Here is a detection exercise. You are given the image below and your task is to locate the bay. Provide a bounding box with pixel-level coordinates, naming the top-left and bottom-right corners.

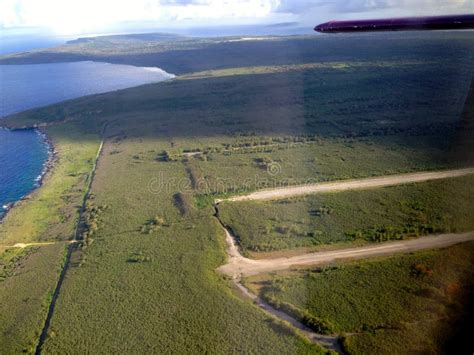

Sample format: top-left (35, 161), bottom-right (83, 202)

top-left (0, 61), bottom-right (174, 216)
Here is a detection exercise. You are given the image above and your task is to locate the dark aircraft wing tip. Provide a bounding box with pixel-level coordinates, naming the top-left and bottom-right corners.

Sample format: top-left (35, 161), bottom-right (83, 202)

top-left (315, 14), bottom-right (474, 33)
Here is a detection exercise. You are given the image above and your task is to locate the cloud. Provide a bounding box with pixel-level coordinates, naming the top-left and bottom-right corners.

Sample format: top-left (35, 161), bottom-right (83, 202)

top-left (159, 0), bottom-right (280, 21)
top-left (276, 0), bottom-right (473, 16)
top-left (158, 0), bottom-right (210, 5)
top-left (0, 0), bottom-right (282, 33)
top-left (0, 0), bottom-right (282, 29)
top-left (1, 0), bottom-right (472, 35)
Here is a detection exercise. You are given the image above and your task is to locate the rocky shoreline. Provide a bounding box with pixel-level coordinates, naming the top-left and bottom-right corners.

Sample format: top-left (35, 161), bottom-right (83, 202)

top-left (0, 128), bottom-right (57, 223)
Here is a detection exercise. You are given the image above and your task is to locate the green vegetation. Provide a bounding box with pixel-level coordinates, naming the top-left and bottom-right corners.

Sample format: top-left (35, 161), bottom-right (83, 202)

top-left (262, 295), bottom-right (335, 335)
top-left (140, 215), bottom-right (167, 234)
top-left (39, 137), bottom-right (324, 354)
top-left (1, 32), bottom-right (473, 76)
top-left (81, 200), bottom-right (108, 248)
top-left (127, 250), bottom-right (153, 263)
top-left (186, 135), bottom-right (452, 196)
top-left (0, 123), bottom-right (100, 245)
top-left (245, 242), bottom-right (474, 354)
top-left (0, 122), bottom-right (101, 352)
top-left (218, 175), bottom-right (474, 255)
top-left (177, 60), bottom-right (432, 81)
top-left (0, 33), bottom-right (472, 353)
top-left (0, 243), bottom-right (67, 353)
top-left (0, 247), bottom-right (31, 281)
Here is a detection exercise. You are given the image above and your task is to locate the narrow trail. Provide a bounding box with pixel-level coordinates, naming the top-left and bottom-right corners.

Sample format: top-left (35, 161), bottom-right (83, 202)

top-left (220, 167), bottom-right (474, 202)
top-left (213, 206), bottom-right (343, 353)
top-left (234, 280), bottom-right (343, 353)
top-left (0, 242), bottom-right (66, 249)
top-left (216, 211), bottom-right (474, 353)
top-left (35, 124), bottom-right (107, 355)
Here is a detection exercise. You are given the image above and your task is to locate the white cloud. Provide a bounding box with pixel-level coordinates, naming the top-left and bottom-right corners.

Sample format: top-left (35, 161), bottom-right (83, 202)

top-left (1, 0), bottom-right (148, 33)
top-left (0, 0), bottom-right (282, 33)
top-left (160, 0), bottom-right (280, 21)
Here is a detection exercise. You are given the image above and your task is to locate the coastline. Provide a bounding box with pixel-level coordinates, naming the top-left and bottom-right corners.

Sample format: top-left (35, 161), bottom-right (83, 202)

top-left (0, 62), bottom-right (174, 225)
top-left (0, 127), bottom-right (57, 223)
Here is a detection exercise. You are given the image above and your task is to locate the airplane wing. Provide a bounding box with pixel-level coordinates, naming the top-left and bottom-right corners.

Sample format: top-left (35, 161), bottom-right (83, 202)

top-left (315, 14), bottom-right (474, 33)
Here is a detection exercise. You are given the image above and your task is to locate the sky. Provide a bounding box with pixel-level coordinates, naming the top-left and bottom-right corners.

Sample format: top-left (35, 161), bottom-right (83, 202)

top-left (0, 0), bottom-right (473, 36)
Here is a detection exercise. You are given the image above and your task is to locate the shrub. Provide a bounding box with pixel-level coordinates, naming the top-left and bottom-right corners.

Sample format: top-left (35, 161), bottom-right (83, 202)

top-left (345, 224), bottom-right (446, 243)
top-left (153, 216), bottom-right (166, 226)
top-left (127, 252), bottom-right (152, 263)
top-left (263, 294), bottom-right (334, 335)
top-left (173, 193), bottom-right (192, 216)
top-left (81, 202), bottom-right (107, 248)
top-left (141, 215), bottom-right (166, 234)
top-left (410, 263), bottom-right (433, 278)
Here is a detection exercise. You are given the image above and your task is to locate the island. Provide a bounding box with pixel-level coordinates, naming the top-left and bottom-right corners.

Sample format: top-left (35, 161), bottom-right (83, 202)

top-left (1, 31), bottom-right (473, 354)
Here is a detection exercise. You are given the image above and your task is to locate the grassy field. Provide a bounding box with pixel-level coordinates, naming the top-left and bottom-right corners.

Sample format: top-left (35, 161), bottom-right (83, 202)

top-left (1, 32), bottom-right (473, 76)
top-left (186, 135), bottom-right (454, 198)
top-left (218, 175), bottom-right (474, 255)
top-left (244, 242), bottom-right (474, 354)
top-left (0, 33), bottom-right (472, 352)
top-left (0, 123), bottom-right (101, 352)
top-left (176, 60), bottom-right (433, 81)
top-left (38, 136), bottom-right (325, 354)
top-left (0, 243), bottom-right (68, 353)
top-left (4, 52), bottom-right (470, 199)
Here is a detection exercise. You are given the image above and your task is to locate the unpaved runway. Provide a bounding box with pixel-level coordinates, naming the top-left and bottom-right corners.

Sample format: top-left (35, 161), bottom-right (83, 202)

top-left (216, 167), bottom-right (474, 277)
top-left (221, 167), bottom-right (474, 202)
top-left (215, 168), bottom-right (474, 350)
top-left (218, 231), bottom-right (474, 278)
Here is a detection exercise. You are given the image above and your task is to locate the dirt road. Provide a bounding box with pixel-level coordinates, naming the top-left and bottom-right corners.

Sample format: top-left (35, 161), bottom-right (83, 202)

top-left (221, 167), bottom-right (474, 202)
top-left (234, 280), bottom-right (343, 353)
top-left (12, 242), bottom-right (58, 248)
top-left (215, 167), bottom-right (474, 350)
top-left (216, 223), bottom-right (474, 352)
top-left (218, 231), bottom-right (474, 278)
top-left (216, 221), bottom-right (343, 352)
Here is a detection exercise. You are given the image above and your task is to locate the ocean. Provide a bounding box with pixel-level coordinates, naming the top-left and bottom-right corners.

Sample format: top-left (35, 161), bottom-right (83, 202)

top-left (0, 61), bottom-right (174, 216)
top-left (0, 61), bottom-right (175, 117)
top-left (0, 128), bottom-right (49, 213)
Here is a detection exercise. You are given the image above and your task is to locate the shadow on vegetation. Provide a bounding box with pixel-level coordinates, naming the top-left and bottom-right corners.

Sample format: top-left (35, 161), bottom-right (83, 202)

top-left (0, 32), bottom-right (473, 354)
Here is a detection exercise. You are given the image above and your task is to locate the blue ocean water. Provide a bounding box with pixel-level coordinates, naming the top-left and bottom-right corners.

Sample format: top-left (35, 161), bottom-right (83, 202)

top-left (0, 61), bottom-right (174, 216)
top-left (0, 61), bottom-right (175, 117)
top-left (0, 128), bottom-right (49, 214)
